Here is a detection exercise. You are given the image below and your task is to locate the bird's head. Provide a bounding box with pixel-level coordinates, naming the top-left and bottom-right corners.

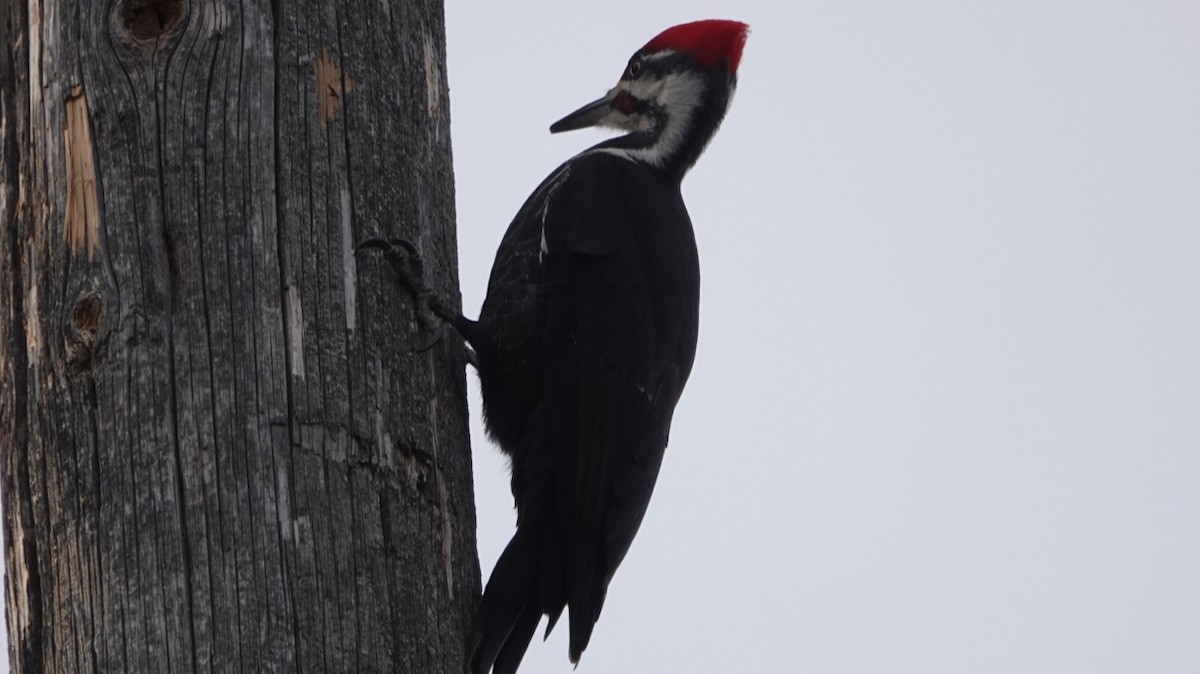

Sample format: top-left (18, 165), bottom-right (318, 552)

top-left (550, 19), bottom-right (748, 172)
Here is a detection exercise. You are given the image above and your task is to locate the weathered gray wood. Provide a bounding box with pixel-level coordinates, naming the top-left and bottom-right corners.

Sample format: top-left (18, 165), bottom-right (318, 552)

top-left (1, 1), bottom-right (480, 672)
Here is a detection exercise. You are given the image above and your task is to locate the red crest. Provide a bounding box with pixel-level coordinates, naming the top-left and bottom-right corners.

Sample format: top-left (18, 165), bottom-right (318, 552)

top-left (642, 20), bottom-right (750, 72)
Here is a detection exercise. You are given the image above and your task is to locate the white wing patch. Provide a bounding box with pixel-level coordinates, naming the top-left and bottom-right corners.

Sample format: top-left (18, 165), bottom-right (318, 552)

top-left (537, 164), bottom-right (572, 263)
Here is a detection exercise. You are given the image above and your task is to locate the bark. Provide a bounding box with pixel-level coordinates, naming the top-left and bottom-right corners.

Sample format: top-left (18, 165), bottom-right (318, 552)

top-left (0, 1), bottom-right (479, 672)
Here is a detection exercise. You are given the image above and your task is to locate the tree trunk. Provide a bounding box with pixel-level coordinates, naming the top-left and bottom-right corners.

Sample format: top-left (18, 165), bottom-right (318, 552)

top-left (0, 1), bottom-right (479, 672)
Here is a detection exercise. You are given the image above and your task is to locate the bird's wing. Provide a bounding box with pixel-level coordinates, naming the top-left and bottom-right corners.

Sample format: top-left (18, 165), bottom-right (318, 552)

top-left (539, 156), bottom-right (682, 662)
top-left (471, 154), bottom-right (698, 674)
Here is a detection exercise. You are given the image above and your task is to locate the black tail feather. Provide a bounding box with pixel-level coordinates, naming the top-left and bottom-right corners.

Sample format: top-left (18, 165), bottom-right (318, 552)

top-left (471, 526), bottom-right (538, 674)
top-left (492, 604), bottom-right (542, 674)
top-left (543, 605), bottom-right (564, 641)
top-left (471, 513), bottom-right (569, 674)
top-left (567, 575), bottom-right (606, 664)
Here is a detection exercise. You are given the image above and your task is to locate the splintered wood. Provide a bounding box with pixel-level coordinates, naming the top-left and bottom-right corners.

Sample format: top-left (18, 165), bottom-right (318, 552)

top-left (315, 47), bottom-right (354, 128)
top-left (64, 85), bottom-right (100, 259)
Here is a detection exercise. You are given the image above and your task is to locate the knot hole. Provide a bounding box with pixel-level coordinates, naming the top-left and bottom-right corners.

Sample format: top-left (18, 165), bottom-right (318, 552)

top-left (120, 0), bottom-right (185, 43)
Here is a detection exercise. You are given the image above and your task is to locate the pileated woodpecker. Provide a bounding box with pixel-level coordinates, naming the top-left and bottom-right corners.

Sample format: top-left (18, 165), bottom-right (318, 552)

top-left (361, 19), bottom-right (748, 674)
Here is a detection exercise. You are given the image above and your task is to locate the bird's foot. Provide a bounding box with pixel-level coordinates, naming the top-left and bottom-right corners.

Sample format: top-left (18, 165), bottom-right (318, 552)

top-left (355, 237), bottom-right (424, 293)
top-left (356, 237), bottom-right (446, 350)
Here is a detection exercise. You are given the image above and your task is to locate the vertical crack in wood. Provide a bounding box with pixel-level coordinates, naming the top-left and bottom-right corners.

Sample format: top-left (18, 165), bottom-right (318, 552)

top-left (427, 363), bottom-right (454, 599)
top-left (340, 186), bottom-right (356, 333)
top-left (269, 6), bottom-right (312, 665)
top-left (314, 47), bottom-right (353, 129)
top-left (285, 283), bottom-right (305, 380)
top-left (2, 1), bottom-right (44, 663)
top-left (63, 85), bottom-right (100, 260)
top-left (422, 32), bottom-right (440, 121)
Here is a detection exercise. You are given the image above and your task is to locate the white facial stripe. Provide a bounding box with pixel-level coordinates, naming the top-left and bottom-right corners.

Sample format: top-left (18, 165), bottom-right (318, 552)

top-left (626, 78), bottom-right (665, 105)
top-left (640, 49), bottom-right (676, 65)
top-left (621, 70), bottom-right (706, 168)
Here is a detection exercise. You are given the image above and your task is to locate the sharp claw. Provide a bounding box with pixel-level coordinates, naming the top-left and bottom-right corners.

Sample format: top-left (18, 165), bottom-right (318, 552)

top-left (357, 238), bottom-right (425, 289)
top-left (355, 237), bottom-right (419, 256)
top-left (414, 325), bottom-right (445, 353)
top-left (354, 238), bottom-right (392, 255)
top-left (388, 238), bottom-right (418, 255)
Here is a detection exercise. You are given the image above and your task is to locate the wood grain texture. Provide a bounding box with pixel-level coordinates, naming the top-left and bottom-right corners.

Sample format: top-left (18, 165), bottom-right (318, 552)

top-left (0, 1), bottom-right (480, 672)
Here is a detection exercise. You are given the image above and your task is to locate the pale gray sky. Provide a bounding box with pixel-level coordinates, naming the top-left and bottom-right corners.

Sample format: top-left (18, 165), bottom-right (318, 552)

top-left (448, 1), bottom-right (1200, 672)
top-left (4, 2), bottom-right (1199, 673)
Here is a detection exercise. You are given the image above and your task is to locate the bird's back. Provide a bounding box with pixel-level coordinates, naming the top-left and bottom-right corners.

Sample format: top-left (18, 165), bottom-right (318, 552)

top-left (475, 151), bottom-right (700, 455)
top-left (470, 150), bottom-right (701, 673)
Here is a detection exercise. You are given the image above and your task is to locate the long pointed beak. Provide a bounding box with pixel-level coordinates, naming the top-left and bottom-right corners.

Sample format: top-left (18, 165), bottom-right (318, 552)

top-left (549, 88), bottom-right (617, 134)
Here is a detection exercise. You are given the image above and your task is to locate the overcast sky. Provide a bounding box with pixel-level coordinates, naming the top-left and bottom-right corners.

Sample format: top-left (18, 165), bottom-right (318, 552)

top-left (3, 2), bottom-right (1198, 673)
top-left (447, 1), bottom-right (1200, 673)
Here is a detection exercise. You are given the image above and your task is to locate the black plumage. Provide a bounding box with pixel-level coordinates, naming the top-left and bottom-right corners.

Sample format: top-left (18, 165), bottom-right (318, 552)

top-left (469, 152), bottom-right (700, 672)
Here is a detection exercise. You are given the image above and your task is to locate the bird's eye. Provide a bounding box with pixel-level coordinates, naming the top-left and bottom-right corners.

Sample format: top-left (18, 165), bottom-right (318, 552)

top-left (627, 58), bottom-right (643, 78)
